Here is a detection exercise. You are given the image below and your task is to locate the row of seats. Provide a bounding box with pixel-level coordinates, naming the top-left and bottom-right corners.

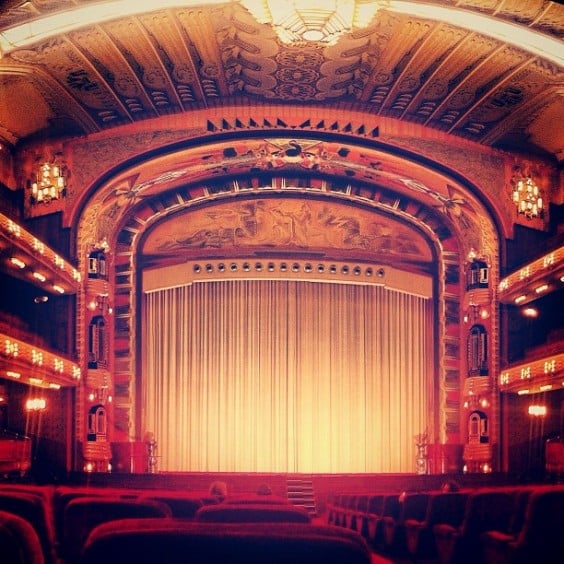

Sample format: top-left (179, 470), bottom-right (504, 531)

top-left (0, 483), bottom-right (371, 563)
top-left (326, 485), bottom-right (564, 563)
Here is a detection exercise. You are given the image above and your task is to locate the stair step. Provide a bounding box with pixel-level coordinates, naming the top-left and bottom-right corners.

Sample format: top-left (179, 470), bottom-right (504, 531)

top-left (286, 477), bottom-right (317, 517)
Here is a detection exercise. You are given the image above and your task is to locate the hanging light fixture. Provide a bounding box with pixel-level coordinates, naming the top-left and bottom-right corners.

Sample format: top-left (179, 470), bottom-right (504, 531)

top-left (29, 158), bottom-right (67, 205)
top-left (511, 169), bottom-right (543, 220)
top-left (239, 0), bottom-right (387, 44)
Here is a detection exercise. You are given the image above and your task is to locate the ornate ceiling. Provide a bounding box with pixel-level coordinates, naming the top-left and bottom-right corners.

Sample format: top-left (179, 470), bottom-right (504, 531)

top-left (0, 0), bottom-right (562, 162)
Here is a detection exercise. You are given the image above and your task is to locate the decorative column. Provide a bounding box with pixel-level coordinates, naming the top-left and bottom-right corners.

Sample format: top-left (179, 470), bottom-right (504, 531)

top-left (82, 243), bottom-right (114, 472)
top-left (461, 253), bottom-right (494, 473)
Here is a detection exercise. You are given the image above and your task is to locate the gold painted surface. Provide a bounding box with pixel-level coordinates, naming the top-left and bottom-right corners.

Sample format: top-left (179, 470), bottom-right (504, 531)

top-left (0, 1), bottom-right (562, 158)
top-left (141, 197), bottom-right (434, 263)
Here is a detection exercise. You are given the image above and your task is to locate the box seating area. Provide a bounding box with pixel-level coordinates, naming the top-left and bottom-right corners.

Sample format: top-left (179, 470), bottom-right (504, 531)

top-left (326, 484), bottom-right (564, 563)
top-left (0, 482), bottom-right (372, 563)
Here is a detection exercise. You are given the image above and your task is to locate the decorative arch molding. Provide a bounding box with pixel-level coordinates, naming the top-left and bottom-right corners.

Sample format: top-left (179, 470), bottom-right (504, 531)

top-left (74, 132), bottom-right (501, 256)
top-left (74, 132), bottom-right (501, 469)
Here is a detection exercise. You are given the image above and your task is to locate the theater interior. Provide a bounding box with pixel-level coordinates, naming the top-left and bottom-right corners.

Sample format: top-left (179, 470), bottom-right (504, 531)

top-left (0, 1), bottom-right (562, 562)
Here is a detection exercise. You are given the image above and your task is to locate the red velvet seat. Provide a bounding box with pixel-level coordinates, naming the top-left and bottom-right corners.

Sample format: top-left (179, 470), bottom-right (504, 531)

top-left (382, 492), bottom-right (429, 555)
top-left (343, 494), bottom-right (360, 530)
top-left (433, 488), bottom-right (519, 564)
top-left (52, 485), bottom-right (141, 548)
top-left (332, 493), bottom-right (353, 527)
top-left (366, 493), bottom-right (400, 548)
top-left (350, 494), bottom-right (371, 534)
top-left (61, 495), bottom-right (172, 562)
top-left (0, 489), bottom-right (56, 564)
top-left (223, 493), bottom-right (288, 505)
top-left (195, 502), bottom-right (311, 523)
top-left (326, 493), bottom-right (344, 525)
top-left (0, 509), bottom-right (45, 564)
top-left (480, 487), bottom-right (564, 564)
top-left (359, 494), bottom-right (384, 540)
top-left (80, 519), bottom-right (373, 564)
top-left (137, 492), bottom-right (206, 519)
top-left (404, 491), bottom-right (468, 560)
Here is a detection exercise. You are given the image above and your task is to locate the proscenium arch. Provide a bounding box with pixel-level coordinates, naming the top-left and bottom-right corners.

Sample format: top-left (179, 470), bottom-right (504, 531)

top-left (72, 129), bottom-right (507, 248)
top-left (74, 131), bottom-right (501, 456)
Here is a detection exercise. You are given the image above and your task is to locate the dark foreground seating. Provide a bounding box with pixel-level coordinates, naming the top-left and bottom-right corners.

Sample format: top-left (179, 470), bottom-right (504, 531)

top-left (0, 489), bottom-right (56, 564)
top-left (382, 492), bottom-right (429, 555)
top-left (434, 488), bottom-right (517, 564)
top-left (481, 487), bottom-right (564, 564)
top-left (405, 491), bottom-right (468, 560)
top-left (0, 509), bottom-right (45, 564)
top-left (195, 502), bottom-right (311, 523)
top-left (367, 493), bottom-right (400, 548)
top-left (80, 519), bottom-right (372, 564)
top-left (62, 496), bottom-right (172, 562)
top-left (136, 492), bottom-right (208, 519)
top-left (224, 493), bottom-right (289, 505)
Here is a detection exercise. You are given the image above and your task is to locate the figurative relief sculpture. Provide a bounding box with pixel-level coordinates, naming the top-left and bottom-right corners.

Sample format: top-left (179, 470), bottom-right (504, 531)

top-left (145, 199), bottom-right (429, 262)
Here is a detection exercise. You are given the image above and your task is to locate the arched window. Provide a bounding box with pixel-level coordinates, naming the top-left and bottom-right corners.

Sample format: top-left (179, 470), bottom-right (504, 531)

top-left (88, 249), bottom-right (107, 279)
top-left (468, 411), bottom-right (488, 444)
top-left (87, 404), bottom-right (107, 441)
top-left (88, 316), bottom-right (107, 369)
top-left (466, 260), bottom-right (489, 290)
top-left (467, 324), bottom-right (488, 376)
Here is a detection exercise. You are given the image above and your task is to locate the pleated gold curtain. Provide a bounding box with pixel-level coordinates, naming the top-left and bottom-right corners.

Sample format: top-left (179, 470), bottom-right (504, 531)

top-left (142, 279), bottom-right (433, 473)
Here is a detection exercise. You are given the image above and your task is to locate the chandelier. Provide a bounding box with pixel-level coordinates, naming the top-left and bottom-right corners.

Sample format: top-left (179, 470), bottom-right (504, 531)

top-left (512, 174), bottom-right (543, 220)
top-left (30, 159), bottom-right (67, 205)
top-left (239, 0), bottom-right (387, 44)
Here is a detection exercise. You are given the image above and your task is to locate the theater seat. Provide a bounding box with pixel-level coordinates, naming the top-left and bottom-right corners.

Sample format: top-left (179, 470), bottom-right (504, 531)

top-left (480, 487), bottom-right (564, 564)
top-left (382, 492), bottom-right (429, 555)
top-left (0, 509), bottom-right (44, 564)
top-left (366, 493), bottom-right (400, 548)
top-left (80, 519), bottom-right (372, 564)
top-left (137, 492), bottom-right (206, 520)
top-left (0, 490), bottom-right (56, 564)
top-left (194, 503), bottom-right (311, 523)
top-left (61, 496), bottom-right (172, 562)
top-left (405, 491), bottom-right (468, 560)
top-left (433, 489), bottom-right (516, 564)
top-left (224, 493), bottom-right (288, 505)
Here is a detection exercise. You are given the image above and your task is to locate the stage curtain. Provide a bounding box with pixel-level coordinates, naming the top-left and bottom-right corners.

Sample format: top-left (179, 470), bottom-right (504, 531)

top-left (142, 280), bottom-right (433, 473)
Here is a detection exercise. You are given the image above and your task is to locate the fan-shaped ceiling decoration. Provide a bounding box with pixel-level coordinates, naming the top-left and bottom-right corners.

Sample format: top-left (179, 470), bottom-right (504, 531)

top-left (0, 0), bottom-right (562, 161)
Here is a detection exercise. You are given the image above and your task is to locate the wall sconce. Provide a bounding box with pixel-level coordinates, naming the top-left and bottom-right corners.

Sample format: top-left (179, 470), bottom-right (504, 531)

top-left (87, 293), bottom-right (112, 314)
top-left (528, 405), bottom-right (547, 417)
top-left (25, 398), bottom-right (46, 411)
top-left (463, 301), bottom-right (487, 323)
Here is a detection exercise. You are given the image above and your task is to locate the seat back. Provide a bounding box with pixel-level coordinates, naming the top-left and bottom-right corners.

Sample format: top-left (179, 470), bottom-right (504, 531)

top-left (399, 493), bottom-right (430, 523)
top-left (366, 494), bottom-right (385, 516)
top-left (80, 519), bottom-right (372, 564)
top-left (426, 491), bottom-right (468, 527)
top-left (460, 489), bottom-right (516, 538)
top-left (355, 494), bottom-right (369, 514)
top-left (381, 493), bottom-right (401, 520)
top-left (195, 503), bottom-right (311, 523)
top-left (137, 493), bottom-right (205, 519)
top-left (0, 509), bottom-right (45, 564)
top-left (224, 493), bottom-right (288, 505)
top-left (515, 488), bottom-right (564, 560)
top-left (52, 486), bottom-right (140, 546)
top-left (0, 490), bottom-right (55, 564)
top-left (62, 496), bottom-right (171, 562)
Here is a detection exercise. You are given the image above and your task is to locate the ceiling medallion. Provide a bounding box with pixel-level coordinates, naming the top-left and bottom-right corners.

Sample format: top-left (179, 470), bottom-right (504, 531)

top-left (239, 0), bottom-right (387, 44)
